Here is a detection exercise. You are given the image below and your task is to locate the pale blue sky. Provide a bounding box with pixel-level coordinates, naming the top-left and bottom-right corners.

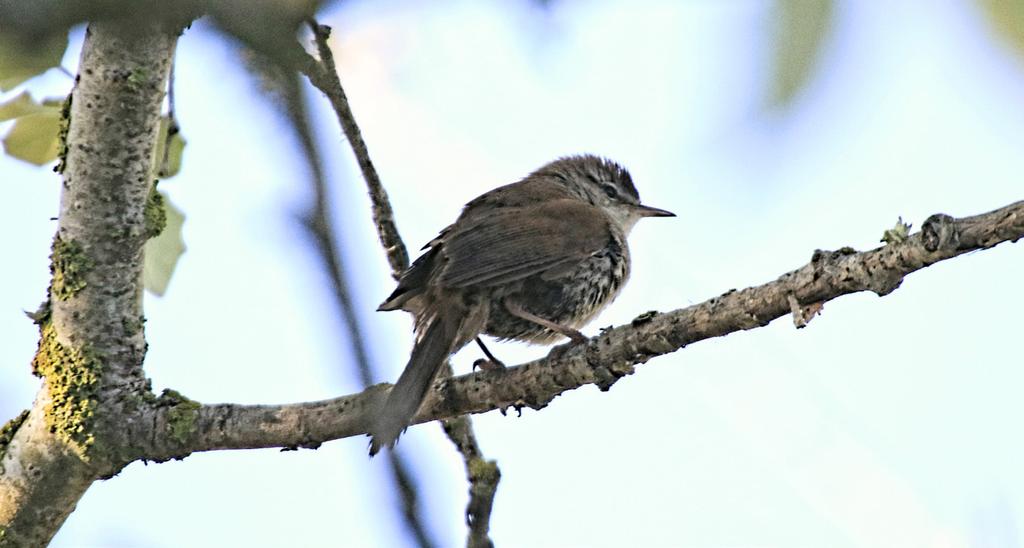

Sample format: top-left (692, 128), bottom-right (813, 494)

top-left (2, 1), bottom-right (1022, 546)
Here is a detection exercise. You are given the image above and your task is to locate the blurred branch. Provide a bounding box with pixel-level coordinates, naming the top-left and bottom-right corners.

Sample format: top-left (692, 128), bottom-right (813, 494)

top-left (0, 0), bottom-right (323, 44)
top-left (139, 200), bottom-right (1023, 454)
top-left (264, 55), bottom-right (436, 548)
top-left (301, 20), bottom-right (501, 548)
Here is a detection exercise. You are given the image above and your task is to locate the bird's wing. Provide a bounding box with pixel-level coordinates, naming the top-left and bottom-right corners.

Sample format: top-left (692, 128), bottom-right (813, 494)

top-left (439, 198), bottom-right (611, 288)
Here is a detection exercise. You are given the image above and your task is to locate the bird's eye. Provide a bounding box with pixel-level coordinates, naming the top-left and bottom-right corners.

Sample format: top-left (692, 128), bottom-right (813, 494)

top-left (602, 184), bottom-right (618, 199)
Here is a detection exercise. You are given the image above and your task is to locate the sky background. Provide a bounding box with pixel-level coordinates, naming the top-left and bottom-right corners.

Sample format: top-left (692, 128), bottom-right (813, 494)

top-left (2, 0), bottom-right (1023, 546)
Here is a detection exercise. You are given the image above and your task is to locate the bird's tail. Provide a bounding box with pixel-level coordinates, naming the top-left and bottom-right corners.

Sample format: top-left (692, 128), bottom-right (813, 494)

top-left (369, 314), bottom-right (461, 455)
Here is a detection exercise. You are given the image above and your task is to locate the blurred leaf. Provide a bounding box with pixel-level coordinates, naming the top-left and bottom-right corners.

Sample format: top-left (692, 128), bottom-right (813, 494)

top-left (0, 91), bottom-right (52, 120)
top-left (152, 117), bottom-right (186, 179)
top-left (3, 108), bottom-right (61, 165)
top-left (0, 31), bottom-right (69, 91)
top-left (768, 0), bottom-right (835, 109)
top-left (144, 192), bottom-right (186, 296)
top-left (1, 92), bottom-right (64, 165)
top-left (978, 0), bottom-right (1024, 59)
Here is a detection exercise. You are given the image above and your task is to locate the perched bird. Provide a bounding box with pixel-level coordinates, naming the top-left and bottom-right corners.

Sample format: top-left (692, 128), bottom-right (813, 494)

top-left (369, 154), bottom-right (674, 454)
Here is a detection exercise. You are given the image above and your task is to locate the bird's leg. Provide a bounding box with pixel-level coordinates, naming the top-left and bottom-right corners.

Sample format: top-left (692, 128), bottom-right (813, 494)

top-left (504, 301), bottom-right (589, 345)
top-left (473, 337), bottom-right (506, 371)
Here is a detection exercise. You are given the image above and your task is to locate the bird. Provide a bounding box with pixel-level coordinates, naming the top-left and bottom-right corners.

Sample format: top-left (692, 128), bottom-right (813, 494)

top-left (369, 154), bottom-right (674, 455)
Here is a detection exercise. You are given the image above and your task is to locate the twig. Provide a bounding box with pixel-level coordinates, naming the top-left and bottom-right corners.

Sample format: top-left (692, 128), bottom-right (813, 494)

top-left (302, 20), bottom-right (502, 548)
top-left (275, 62), bottom-right (437, 548)
top-left (441, 412), bottom-right (500, 548)
top-left (158, 54), bottom-right (180, 178)
top-left (304, 21), bottom-right (408, 279)
top-left (787, 293), bottom-right (822, 328)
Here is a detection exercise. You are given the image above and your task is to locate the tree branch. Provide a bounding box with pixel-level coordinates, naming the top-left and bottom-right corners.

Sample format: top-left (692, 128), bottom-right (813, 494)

top-left (442, 414), bottom-right (500, 548)
top-left (303, 22), bottom-right (408, 279)
top-left (0, 21), bottom-right (178, 546)
top-left (137, 200), bottom-right (1022, 457)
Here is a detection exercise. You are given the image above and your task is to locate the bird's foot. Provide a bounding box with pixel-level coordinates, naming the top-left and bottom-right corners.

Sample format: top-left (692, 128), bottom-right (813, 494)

top-left (546, 333), bottom-right (589, 360)
top-left (565, 329), bottom-right (588, 345)
top-left (473, 337), bottom-right (506, 371)
top-left (473, 357), bottom-right (506, 371)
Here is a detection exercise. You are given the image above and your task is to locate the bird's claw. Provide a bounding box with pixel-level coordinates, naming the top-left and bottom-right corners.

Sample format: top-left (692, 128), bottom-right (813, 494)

top-left (567, 330), bottom-right (589, 345)
top-left (473, 358), bottom-right (506, 371)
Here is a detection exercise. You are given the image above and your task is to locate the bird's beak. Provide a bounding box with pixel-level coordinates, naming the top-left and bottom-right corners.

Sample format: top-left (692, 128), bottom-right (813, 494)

top-left (635, 204), bottom-right (675, 218)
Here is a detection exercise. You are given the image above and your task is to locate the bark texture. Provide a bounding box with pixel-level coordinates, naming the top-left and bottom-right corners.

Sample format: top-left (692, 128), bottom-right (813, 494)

top-left (0, 22), bottom-right (177, 546)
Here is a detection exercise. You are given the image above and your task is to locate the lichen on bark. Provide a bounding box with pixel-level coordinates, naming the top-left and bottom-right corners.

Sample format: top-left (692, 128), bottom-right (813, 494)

top-left (468, 458), bottom-right (499, 483)
top-left (49, 235), bottom-right (92, 301)
top-left (159, 389), bottom-right (200, 444)
top-left (143, 182), bottom-right (166, 239)
top-left (0, 411), bottom-right (30, 460)
top-left (54, 93), bottom-right (73, 175)
top-left (30, 322), bottom-right (103, 460)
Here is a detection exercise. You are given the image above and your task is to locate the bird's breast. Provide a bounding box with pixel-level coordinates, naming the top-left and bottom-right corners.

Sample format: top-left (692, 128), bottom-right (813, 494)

top-left (482, 234), bottom-right (631, 343)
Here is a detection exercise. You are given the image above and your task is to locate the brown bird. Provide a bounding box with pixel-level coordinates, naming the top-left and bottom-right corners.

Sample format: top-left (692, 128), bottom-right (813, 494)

top-left (369, 154), bottom-right (674, 454)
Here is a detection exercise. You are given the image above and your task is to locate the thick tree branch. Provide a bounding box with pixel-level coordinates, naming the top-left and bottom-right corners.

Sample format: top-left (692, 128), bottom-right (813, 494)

top-left (137, 200), bottom-right (1022, 458)
top-left (0, 22), bottom-right (178, 546)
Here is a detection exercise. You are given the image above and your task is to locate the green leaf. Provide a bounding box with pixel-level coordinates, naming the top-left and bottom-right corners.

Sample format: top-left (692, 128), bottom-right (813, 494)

top-left (0, 91), bottom-right (51, 121)
top-left (978, 0), bottom-right (1024, 61)
top-left (3, 108), bottom-right (61, 165)
top-left (144, 192), bottom-right (186, 296)
top-left (152, 117), bottom-right (186, 179)
top-left (0, 31), bottom-right (69, 91)
top-left (768, 0), bottom-right (835, 109)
